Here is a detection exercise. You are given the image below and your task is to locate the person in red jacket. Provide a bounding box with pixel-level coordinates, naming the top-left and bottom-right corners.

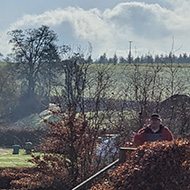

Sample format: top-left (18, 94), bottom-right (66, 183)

top-left (133, 113), bottom-right (173, 147)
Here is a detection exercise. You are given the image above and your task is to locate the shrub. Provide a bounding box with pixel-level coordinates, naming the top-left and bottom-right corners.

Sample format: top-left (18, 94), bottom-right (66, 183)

top-left (1, 110), bottom-right (100, 189)
top-left (90, 139), bottom-right (190, 190)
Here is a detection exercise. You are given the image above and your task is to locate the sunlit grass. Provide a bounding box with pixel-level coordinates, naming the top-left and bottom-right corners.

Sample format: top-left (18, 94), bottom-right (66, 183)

top-left (0, 149), bottom-right (40, 167)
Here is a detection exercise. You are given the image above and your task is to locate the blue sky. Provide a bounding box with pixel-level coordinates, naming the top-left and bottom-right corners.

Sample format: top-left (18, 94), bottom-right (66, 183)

top-left (0, 0), bottom-right (189, 59)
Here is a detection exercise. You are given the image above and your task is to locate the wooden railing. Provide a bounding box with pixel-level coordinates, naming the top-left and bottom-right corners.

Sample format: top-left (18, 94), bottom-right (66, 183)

top-left (72, 159), bottom-right (119, 190)
top-left (72, 147), bottom-right (137, 190)
top-left (119, 147), bottom-right (137, 163)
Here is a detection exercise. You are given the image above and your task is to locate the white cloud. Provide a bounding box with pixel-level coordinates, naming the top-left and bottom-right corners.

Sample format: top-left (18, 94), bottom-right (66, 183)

top-left (0, 7), bottom-right (117, 58)
top-left (104, 3), bottom-right (172, 38)
top-left (1, 1), bottom-right (190, 59)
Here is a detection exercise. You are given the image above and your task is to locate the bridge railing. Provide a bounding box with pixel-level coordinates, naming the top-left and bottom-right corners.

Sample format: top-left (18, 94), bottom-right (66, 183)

top-left (72, 147), bottom-right (137, 190)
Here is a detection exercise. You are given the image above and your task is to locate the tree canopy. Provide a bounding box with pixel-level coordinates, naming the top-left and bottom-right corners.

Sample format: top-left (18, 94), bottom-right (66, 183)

top-left (8, 25), bottom-right (61, 98)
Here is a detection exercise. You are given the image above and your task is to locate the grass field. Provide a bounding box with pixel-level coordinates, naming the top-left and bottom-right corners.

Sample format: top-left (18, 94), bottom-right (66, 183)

top-left (0, 148), bottom-right (40, 167)
top-left (85, 62), bottom-right (190, 98)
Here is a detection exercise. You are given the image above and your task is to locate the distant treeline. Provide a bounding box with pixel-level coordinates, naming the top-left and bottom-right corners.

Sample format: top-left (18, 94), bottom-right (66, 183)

top-left (94, 52), bottom-right (190, 64)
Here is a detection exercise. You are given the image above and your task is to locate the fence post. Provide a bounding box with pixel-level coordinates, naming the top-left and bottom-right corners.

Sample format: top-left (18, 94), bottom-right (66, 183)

top-left (119, 147), bottom-right (137, 163)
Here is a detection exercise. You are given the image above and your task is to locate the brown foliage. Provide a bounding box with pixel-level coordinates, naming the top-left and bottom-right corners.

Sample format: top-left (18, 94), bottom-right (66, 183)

top-left (39, 110), bottom-right (99, 186)
top-left (90, 139), bottom-right (190, 190)
top-left (0, 110), bottom-right (101, 189)
top-left (0, 166), bottom-right (69, 190)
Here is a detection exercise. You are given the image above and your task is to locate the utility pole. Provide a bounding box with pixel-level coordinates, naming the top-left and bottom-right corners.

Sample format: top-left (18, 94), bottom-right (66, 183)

top-left (128, 41), bottom-right (132, 64)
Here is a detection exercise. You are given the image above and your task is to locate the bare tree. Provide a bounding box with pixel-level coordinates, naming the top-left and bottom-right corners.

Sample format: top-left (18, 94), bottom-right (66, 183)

top-left (8, 25), bottom-right (60, 97)
top-left (8, 25), bottom-right (61, 118)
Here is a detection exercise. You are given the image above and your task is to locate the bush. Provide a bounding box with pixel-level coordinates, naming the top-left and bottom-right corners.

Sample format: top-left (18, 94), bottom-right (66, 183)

top-left (90, 139), bottom-right (190, 190)
top-left (0, 166), bottom-right (69, 190)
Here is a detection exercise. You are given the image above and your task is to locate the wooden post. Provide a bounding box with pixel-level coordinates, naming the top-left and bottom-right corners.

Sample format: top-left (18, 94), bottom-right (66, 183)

top-left (119, 147), bottom-right (137, 163)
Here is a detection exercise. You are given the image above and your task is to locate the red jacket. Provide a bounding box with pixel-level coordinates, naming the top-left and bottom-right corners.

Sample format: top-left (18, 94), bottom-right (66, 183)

top-left (133, 125), bottom-right (173, 146)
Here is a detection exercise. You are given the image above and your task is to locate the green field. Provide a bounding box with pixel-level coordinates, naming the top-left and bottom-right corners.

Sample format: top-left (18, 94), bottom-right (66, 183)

top-left (85, 62), bottom-right (190, 99)
top-left (0, 149), bottom-right (40, 167)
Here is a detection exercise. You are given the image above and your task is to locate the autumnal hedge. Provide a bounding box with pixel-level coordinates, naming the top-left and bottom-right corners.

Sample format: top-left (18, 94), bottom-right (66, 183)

top-left (0, 127), bottom-right (44, 147)
top-left (0, 165), bottom-right (70, 190)
top-left (0, 139), bottom-right (189, 189)
top-left (90, 139), bottom-right (190, 190)
top-left (0, 111), bottom-right (99, 189)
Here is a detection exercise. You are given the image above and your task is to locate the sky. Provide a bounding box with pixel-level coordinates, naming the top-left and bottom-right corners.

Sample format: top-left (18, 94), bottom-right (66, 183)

top-left (0, 0), bottom-right (190, 60)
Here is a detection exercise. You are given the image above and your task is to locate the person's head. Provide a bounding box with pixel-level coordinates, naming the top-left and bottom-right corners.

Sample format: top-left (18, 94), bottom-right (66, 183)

top-left (150, 113), bottom-right (161, 130)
